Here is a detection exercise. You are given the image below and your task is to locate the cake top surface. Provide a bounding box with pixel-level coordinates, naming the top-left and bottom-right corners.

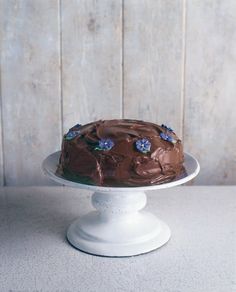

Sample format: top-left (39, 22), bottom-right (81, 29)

top-left (67, 119), bottom-right (179, 144)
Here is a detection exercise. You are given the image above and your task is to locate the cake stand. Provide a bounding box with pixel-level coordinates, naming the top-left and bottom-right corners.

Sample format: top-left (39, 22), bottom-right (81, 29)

top-left (42, 152), bottom-right (200, 257)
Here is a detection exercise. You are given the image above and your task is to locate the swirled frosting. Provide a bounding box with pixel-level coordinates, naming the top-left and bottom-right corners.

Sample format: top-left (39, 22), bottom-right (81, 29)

top-left (57, 119), bottom-right (185, 186)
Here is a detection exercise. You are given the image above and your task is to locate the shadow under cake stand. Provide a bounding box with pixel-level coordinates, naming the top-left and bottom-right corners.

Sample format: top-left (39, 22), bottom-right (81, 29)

top-left (42, 152), bottom-right (200, 257)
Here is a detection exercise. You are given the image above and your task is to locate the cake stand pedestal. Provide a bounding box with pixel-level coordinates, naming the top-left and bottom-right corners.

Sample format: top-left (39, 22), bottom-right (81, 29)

top-left (42, 152), bottom-right (200, 257)
top-left (67, 191), bottom-right (170, 256)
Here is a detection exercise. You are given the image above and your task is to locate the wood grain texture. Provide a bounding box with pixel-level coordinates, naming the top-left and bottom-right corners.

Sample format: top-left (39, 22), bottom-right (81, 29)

top-left (184, 0), bottom-right (236, 184)
top-left (61, 0), bottom-right (122, 133)
top-left (0, 98), bottom-right (3, 186)
top-left (0, 1), bottom-right (4, 186)
top-left (0, 0), bottom-right (236, 186)
top-left (0, 0), bottom-right (61, 185)
top-left (123, 0), bottom-right (184, 136)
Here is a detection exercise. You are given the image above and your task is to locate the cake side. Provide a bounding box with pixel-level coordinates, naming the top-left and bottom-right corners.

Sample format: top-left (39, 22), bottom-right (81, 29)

top-left (57, 119), bottom-right (185, 186)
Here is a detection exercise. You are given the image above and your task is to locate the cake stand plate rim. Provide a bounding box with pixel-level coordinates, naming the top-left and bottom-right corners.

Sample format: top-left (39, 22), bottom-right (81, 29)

top-left (42, 151), bottom-right (200, 192)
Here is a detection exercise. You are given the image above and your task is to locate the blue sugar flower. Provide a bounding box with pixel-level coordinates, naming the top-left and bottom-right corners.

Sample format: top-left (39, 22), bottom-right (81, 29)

top-left (75, 123), bottom-right (81, 127)
top-left (160, 132), bottom-right (177, 144)
top-left (95, 138), bottom-right (114, 151)
top-left (69, 123), bottom-right (81, 131)
top-left (65, 130), bottom-right (80, 140)
top-left (136, 138), bottom-right (151, 153)
top-left (161, 124), bottom-right (173, 132)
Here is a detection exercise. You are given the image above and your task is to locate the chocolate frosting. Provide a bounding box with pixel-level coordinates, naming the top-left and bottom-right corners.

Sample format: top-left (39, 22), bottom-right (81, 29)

top-left (58, 119), bottom-right (185, 186)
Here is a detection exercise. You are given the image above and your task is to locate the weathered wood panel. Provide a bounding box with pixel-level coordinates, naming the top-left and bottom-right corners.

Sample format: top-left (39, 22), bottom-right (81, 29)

top-left (184, 0), bottom-right (236, 184)
top-left (0, 0), bottom-right (235, 186)
top-left (61, 0), bottom-right (122, 132)
top-left (0, 1), bottom-right (4, 185)
top-left (0, 0), bottom-right (61, 185)
top-left (0, 99), bottom-right (3, 186)
top-left (123, 0), bottom-right (184, 136)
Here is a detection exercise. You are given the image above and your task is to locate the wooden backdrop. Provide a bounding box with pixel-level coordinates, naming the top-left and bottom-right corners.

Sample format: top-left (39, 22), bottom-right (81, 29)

top-left (0, 0), bottom-right (236, 186)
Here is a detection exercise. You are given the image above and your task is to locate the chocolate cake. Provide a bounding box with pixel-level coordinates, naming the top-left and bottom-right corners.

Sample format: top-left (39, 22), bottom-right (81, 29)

top-left (57, 119), bottom-right (185, 187)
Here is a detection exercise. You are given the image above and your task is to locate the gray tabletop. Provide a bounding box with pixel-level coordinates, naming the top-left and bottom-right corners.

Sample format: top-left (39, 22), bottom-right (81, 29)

top-left (0, 186), bottom-right (235, 292)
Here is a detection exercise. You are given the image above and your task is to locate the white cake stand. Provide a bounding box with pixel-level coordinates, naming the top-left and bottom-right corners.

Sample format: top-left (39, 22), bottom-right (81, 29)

top-left (42, 152), bottom-right (200, 257)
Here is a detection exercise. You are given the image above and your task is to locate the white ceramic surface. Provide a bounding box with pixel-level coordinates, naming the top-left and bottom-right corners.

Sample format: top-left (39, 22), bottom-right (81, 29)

top-left (42, 152), bottom-right (200, 256)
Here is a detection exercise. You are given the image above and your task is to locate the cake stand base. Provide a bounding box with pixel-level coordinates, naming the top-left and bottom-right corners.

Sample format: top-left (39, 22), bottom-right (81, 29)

top-left (67, 191), bottom-right (171, 257)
